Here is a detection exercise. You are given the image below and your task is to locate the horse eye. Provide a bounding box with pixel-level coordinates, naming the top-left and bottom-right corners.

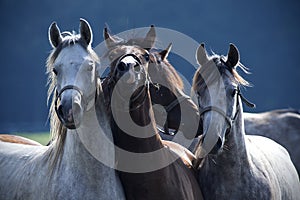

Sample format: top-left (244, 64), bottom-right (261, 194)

top-left (117, 62), bottom-right (126, 71)
top-left (52, 68), bottom-right (58, 75)
top-left (144, 53), bottom-right (150, 61)
top-left (87, 64), bottom-right (93, 71)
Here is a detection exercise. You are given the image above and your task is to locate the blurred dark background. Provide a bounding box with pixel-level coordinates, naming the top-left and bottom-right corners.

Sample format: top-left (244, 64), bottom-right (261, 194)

top-left (0, 0), bottom-right (299, 133)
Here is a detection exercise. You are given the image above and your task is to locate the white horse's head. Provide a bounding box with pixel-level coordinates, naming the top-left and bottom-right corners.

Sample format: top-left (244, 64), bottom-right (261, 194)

top-left (48, 19), bottom-right (99, 129)
top-left (192, 43), bottom-right (254, 157)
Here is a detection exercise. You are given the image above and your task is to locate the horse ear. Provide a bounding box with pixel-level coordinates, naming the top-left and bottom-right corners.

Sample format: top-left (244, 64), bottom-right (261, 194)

top-left (104, 27), bottom-right (118, 48)
top-left (143, 25), bottom-right (156, 49)
top-left (79, 18), bottom-right (93, 45)
top-left (226, 43), bottom-right (240, 68)
top-left (196, 43), bottom-right (209, 65)
top-left (159, 43), bottom-right (172, 60)
top-left (49, 22), bottom-right (62, 48)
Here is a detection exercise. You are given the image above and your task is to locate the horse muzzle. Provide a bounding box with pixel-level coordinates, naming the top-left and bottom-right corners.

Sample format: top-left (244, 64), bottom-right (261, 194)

top-left (115, 55), bottom-right (144, 85)
top-left (55, 86), bottom-right (84, 129)
top-left (196, 120), bottom-right (227, 158)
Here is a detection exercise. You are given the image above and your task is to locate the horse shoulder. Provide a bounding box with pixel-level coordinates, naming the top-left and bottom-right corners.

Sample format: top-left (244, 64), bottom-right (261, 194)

top-left (245, 135), bottom-right (300, 199)
top-left (0, 142), bottom-right (50, 199)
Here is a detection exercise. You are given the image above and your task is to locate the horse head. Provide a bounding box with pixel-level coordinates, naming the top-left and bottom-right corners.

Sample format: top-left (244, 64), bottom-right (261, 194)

top-left (193, 43), bottom-right (254, 157)
top-left (149, 44), bottom-right (201, 139)
top-left (48, 19), bottom-right (99, 129)
top-left (103, 27), bottom-right (156, 133)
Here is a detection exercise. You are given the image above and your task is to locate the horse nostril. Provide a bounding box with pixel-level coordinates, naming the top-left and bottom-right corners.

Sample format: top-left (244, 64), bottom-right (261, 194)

top-left (57, 105), bottom-right (65, 119)
top-left (72, 103), bottom-right (82, 116)
top-left (117, 62), bottom-right (127, 71)
top-left (134, 64), bottom-right (141, 72)
top-left (57, 104), bottom-right (73, 120)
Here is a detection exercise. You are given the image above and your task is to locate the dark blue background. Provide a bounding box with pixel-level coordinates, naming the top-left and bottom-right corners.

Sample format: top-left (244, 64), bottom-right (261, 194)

top-left (1, 0), bottom-right (299, 133)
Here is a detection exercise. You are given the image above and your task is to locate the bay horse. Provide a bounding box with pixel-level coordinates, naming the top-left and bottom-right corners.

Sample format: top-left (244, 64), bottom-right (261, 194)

top-left (0, 134), bottom-right (42, 146)
top-left (102, 26), bottom-right (203, 200)
top-left (0, 19), bottom-right (125, 199)
top-left (148, 43), bottom-right (201, 141)
top-left (192, 43), bottom-right (300, 199)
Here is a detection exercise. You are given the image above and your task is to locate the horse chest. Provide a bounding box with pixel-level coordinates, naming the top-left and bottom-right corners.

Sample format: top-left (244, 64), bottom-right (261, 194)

top-left (119, 171), bottom-right (174, 199)
top-left (198, 159), bottom-right (273, 200)
top-left (120, 166), bottom-right (201, 200)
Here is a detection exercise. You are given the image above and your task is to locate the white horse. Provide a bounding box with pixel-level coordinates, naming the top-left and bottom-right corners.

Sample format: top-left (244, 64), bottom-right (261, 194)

top-left (192, 43), bottom-right (300, 199)
top-left (0, 19), bottom-right (125, 199)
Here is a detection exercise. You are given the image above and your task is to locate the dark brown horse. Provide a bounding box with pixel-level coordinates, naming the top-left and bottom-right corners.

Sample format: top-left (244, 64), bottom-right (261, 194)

top-left (101, 32), bottom-right (201, 150)
top-left (102, 26), bottom-right (203, 200)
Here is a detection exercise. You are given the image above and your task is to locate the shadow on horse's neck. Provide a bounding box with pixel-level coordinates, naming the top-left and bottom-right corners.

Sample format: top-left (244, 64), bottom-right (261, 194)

top-left (111, 86), bottom-right (163, 154)
top-left (228, 101), bottom-right (249, 161)
top-left (203, 98), bottom-right (249, 168)
top-left (57, 89), bottom-right (115, 167)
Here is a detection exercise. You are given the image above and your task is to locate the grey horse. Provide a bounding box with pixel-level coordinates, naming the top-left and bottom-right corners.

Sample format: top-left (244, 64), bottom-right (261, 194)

top-left (0, 19), bottom-right (125, 199)
top-left (192, 43), bottom-right (300, 199)
top-left (244, 109), bottom-right (300, 172)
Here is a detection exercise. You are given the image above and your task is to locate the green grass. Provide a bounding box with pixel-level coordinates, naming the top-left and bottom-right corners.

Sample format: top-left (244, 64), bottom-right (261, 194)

top-left (15, 132), bottom-right (51, 145)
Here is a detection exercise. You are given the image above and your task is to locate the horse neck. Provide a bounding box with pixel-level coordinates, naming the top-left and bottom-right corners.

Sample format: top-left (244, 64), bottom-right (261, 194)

top-left (111, 89), bottom-right (163, 153)
top-left (60, 97), bottom-right (115, 170)
top-left (213, 98), bottom-right (250, 167)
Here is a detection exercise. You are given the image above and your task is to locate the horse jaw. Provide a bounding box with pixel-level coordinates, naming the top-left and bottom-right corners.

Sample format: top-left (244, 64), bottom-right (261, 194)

top-left (195, 112), bottom-right (226, 158)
